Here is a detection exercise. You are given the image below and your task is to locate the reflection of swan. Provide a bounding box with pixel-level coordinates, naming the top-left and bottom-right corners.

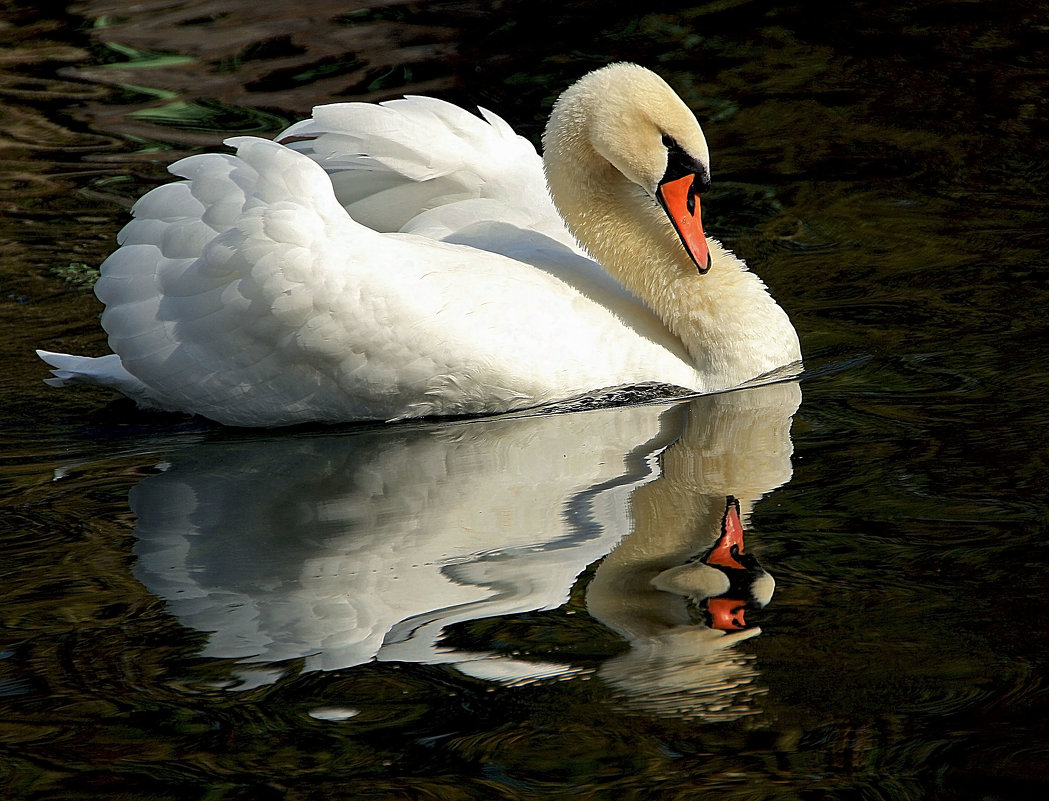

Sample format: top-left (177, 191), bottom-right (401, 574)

top-left (131, 404), bottom-right (680, 684)
top-left (38, 63), bottom-right (800, 425)
top-left (131, 381), bottom-right (800, 718)
top-left (588, 381), bottom-right (799, 718)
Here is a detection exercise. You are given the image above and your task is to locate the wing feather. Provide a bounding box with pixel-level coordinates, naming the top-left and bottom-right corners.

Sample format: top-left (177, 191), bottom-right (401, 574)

top-left (50, 95), bottom-right (695, 425)
top-left (277, 96), bottom-right (578, 249)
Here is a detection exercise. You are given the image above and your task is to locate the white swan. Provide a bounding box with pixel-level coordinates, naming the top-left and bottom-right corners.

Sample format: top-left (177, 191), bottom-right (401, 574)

top-left (37, 63), bottom-right (801, 426)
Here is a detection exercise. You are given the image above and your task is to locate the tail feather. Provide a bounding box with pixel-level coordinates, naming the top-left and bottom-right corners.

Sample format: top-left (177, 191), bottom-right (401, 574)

top-left (35, 350), bottom-right (167, 409)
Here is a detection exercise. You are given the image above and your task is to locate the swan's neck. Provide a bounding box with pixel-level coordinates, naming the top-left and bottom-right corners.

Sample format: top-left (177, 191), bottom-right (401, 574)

top-left (545, 145), bottom-right (799, 388)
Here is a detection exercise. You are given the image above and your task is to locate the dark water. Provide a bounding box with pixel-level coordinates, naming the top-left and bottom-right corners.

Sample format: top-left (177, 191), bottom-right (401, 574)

top-left (3, 1), bottom-right (1049, 798)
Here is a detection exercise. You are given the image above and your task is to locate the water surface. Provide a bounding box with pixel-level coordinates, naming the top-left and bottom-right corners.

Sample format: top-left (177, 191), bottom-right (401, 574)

top-left (3, 1), bottom-right (1049, 799)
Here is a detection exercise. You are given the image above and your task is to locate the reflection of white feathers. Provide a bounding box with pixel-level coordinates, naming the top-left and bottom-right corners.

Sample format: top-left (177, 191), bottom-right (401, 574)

top-left (132, 381), bottom-right (801, 716)
top-left (132, 402), bottom-right (678, 677)
top-left (602, 627), bottom-right (767, 720)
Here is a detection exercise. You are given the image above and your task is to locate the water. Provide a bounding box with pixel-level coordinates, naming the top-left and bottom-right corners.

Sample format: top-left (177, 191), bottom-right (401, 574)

top-left (3, 1), bottom-right (1049, 798)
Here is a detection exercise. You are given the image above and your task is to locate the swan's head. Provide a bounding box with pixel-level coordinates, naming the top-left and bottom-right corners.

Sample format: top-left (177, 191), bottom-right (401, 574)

top-left (544, 63), bottom-right (713, 272)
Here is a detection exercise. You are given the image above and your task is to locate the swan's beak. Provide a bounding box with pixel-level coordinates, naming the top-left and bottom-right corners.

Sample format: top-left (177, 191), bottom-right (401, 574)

top-left (656, 173), bottom-right (712, 273)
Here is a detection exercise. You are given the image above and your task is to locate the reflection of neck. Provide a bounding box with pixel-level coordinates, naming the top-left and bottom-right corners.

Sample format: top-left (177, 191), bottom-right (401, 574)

top-left (587, 438), bottom-right (731, 642)
top-left (586, 382), bottom-right (801, 640)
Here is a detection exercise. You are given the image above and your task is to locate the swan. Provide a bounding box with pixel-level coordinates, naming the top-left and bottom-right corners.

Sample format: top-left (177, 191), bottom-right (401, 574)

top-left (37, 63), bottom-right (801, 426)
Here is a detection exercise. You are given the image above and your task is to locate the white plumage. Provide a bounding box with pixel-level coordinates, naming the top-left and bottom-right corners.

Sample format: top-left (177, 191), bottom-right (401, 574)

top-left (38, 63), bottom-right (800, 426)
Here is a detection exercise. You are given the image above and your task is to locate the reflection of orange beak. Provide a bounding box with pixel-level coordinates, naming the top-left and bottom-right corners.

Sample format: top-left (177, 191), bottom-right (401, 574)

top-left (703, 496), bottom-right (746, 570)
top-left (701, 496), bottom-right (769, 630)
top-left (656, 173), bottom-right (712, 273)
top-left (706, 597), bottom-right (748, 630)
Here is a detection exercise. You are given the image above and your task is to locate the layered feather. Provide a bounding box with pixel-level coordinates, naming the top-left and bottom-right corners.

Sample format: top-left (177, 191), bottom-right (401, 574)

top-left (38, 66), bottom-right (800, 426)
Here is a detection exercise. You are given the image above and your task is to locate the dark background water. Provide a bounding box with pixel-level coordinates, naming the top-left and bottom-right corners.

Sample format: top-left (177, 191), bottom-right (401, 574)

top-left (3, 1), bottom-right (1049, 798)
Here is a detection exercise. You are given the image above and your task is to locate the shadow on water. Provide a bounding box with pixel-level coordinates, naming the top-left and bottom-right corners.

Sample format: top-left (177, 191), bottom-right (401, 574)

top-left (3, 1), bottom-right (1049, 799)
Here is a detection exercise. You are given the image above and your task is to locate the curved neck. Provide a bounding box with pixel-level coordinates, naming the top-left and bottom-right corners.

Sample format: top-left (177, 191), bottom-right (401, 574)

top-left (544, 138), bottom-right (799, 388)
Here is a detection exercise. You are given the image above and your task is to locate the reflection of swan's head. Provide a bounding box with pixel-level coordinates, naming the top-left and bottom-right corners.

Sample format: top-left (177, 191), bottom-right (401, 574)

top-left (651, 495), bottom-right (776, 631)
top-left (543, 63), bottom-right (713, 274)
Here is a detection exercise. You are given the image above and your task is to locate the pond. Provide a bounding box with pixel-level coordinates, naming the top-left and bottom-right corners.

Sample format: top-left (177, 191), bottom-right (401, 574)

top-left (2, 1), bottom-right (1048, 798)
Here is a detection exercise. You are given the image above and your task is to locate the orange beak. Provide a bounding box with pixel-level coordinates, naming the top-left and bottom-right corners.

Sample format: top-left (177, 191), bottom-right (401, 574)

top-left (656, 173), bottom-right (712, 273)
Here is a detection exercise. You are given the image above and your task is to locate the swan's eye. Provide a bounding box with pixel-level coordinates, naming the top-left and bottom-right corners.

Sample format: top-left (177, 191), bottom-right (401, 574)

top-left (661, 135), bottom-right (710, 196)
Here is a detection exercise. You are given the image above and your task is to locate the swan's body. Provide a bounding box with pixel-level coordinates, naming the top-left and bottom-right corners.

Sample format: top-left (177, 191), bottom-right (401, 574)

top-left (38, 63), bottom-right (800, 426)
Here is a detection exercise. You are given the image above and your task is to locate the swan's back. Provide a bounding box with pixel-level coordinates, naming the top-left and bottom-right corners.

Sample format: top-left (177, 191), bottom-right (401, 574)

top-left (84, 105), bottom-right (696, 426)
top-left (96, 138), bottom-right (393, 425)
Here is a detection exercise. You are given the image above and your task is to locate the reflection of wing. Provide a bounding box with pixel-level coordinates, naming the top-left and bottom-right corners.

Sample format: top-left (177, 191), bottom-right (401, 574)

top-left (132, 402), bottom-right (680, 679)
top-left (131, 380), bottom-right (801, 714)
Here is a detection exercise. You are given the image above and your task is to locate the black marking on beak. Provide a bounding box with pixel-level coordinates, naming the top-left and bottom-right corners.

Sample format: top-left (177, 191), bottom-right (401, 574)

top-left (661, 133), bottom-right (710, 193)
